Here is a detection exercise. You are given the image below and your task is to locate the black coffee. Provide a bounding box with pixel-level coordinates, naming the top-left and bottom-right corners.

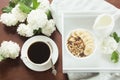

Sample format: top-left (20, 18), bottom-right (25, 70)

top-left (28, 42), bottom-right (50, 64)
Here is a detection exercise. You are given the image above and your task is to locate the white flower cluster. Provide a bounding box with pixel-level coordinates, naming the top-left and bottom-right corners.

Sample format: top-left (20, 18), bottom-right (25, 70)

top-left (0, 41), bottom-right (20, 61)
top-left (17, 24), bottom-right (34, 37)
top-left (42, 19), bottom-right (56, 36)
top-left (0, 0), bottom-right (56, 37)
top-left (12, 4), bottom-right (28, 22)
top-left (0, 4), bottom-right (27, 26)
top-left (37, 0), bottom-right (50, 12)
top-left (101, 37), bottom-right (118, 54)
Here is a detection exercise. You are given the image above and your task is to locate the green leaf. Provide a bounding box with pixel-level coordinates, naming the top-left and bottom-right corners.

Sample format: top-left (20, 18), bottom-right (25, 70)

top-left (2, 1), bottom-right (16, 13)
top-left (110, 32), bottom-right (120, 43)
top-left (111, 51), bottom-right (119, 63)
top-left (2, 6), bottom-right (13, 13)
top-left (46, 10), bottom-right (52, 20)
top-left (20, 0), bottom-right (32, 6)
top-left (32, 0), bottom-right (40, 9)
top-left (33, 28), bottom-right (41, 35)
top-left (11, 0), bottom-right (20, 4)
top-left (9, 1), bottom-right (16, 7)
top-left (19, 2), bottom-right (32, 14)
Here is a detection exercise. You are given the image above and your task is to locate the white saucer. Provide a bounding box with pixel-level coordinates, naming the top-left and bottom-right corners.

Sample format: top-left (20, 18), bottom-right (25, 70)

top-left (20, 36), bottom-right (59, 71)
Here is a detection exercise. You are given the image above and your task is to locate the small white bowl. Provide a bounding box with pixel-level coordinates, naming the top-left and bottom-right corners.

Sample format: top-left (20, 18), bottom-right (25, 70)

top-left (65, 28), bottom-right (96, 60)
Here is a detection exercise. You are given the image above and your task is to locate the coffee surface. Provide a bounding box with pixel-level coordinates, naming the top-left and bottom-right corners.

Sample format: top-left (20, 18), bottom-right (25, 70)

top-left (28, 42), bottom-right (50, 64)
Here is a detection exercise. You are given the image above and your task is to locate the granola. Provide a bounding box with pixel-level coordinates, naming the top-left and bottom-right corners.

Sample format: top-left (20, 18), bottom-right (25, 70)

top-left (67, 29), bottom-right (95, 58)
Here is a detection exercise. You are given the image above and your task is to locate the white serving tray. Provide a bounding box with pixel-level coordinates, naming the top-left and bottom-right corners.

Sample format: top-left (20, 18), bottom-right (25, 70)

top-left (62, 11), bottom-right (120, 73)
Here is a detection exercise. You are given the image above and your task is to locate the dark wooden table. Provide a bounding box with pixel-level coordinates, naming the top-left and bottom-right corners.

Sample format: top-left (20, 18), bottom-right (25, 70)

top-left (0, 0), bottom-right (120, 80)
top-left (0, 0), bottom-right (67, 80)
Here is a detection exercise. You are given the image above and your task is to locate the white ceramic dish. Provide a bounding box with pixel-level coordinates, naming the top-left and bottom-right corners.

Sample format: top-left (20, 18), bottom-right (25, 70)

top-left (65, 28), bottom-right (97, 60)
top-left (21, 36), bottom-right (58, 71)
top-left (62, 11), bottom-right (120, 72)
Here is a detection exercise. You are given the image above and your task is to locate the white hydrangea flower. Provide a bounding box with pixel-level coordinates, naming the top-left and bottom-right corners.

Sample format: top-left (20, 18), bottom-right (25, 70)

top-left (37, 0), bottom-right (50, 12)
top-left (17, 24), bottom-right (34, 37)
top-left (27, 9), bottom-right (48, 30)
top-left (0, 13), bottom-right (18, 26)
top-left (12, 4), bottom-right (28, 22)
top-left (42, 19), bottom-right (56, 36)
top-left (101, 37), bottom-right (118, 54)
top-left (0, 41), bottom-right (20, 59)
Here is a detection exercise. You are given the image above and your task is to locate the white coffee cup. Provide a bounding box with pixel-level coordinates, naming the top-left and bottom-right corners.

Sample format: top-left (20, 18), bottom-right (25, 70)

top-left (21, 36), bottom-right (55, 71)
top-left (26, 41), bottom-right (52, 66)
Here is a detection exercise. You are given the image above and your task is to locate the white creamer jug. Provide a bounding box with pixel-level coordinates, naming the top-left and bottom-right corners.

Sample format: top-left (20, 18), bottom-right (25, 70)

top-left (93, 10), bottom-right (120, 38)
